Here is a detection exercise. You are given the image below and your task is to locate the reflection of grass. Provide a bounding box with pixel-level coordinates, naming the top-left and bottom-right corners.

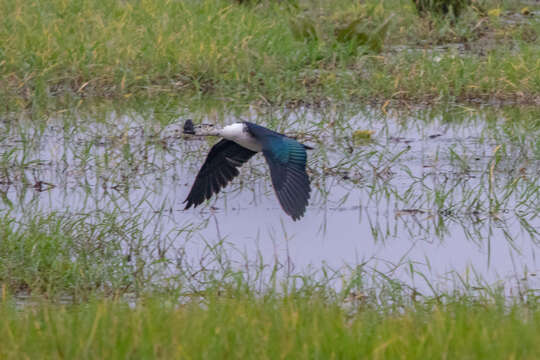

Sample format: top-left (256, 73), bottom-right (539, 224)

top-left (0, 0), bottom-right (539, 111)
top-left (1, 291), bottom-right (539, 358)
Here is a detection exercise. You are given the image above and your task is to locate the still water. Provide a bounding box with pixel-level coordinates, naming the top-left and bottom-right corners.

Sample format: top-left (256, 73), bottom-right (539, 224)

top-left (1, 105), bottom-right (538, 293)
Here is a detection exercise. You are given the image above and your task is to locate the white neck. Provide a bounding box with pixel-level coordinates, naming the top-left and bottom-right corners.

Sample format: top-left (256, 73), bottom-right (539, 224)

top-left (220, 123), bottom-right (262, 152)
top-left (186, 122), bottom-right (262, 152)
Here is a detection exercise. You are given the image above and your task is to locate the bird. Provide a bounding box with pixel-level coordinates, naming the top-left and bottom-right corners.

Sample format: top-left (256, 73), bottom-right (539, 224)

top-left (183, 120), bottom-right (311, 220)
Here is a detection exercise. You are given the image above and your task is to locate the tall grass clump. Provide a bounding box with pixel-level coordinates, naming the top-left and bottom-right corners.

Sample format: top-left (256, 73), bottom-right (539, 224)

top-left (0, 211), bottom-right (153, 298)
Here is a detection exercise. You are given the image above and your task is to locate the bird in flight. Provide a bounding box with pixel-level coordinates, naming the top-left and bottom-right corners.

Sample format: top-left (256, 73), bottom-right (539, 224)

top-left (183, 120), bottom-right (311, 220)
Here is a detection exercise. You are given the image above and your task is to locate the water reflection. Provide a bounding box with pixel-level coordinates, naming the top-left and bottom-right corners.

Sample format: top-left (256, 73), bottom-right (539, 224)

top-left (0, 105), bottom-right (538, 293)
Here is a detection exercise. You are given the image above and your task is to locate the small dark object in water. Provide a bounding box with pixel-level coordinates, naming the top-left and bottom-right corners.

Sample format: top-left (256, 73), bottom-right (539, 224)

top-left (183, 119), bottom-right (195, 135)
top-left (33, 180), bottom-right (55, 192)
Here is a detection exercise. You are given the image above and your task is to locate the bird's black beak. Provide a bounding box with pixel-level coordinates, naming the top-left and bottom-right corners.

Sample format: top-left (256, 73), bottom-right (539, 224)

top-left (183, 119), bottom-right (196, 135)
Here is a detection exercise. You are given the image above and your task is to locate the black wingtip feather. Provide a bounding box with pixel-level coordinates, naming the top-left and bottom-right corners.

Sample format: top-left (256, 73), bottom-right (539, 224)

top-left (272, 169), bottom-right (310, 221)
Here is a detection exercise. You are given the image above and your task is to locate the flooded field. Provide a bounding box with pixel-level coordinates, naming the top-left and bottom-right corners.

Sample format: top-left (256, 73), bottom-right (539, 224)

top-left (0, 105), bottom-right (538, 296)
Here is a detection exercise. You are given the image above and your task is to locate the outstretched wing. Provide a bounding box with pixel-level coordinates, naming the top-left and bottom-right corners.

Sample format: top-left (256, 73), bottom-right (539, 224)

top-left (184, 139), bottom-right (257, 209)
top-left (245, 122), bottom-right (311, 221)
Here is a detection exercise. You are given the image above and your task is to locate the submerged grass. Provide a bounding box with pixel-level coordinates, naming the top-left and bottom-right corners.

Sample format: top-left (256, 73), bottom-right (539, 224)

top-left (1, 293), bottom-right (539, 359)
top-left (0, 0), bottom-right (539, 112)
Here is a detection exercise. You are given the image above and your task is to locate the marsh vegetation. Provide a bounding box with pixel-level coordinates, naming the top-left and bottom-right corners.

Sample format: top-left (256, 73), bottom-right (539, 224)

top-left (0, 0), bottom-right (539, 358)
top-left (0, 102), bottom-right (538, 357)
top-left (1, 0), bottom-right (539, 112)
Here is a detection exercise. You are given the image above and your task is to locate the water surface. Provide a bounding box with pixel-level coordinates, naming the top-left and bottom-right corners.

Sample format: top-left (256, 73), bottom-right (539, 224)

top-left (1, 105), bottom-right (538, 294)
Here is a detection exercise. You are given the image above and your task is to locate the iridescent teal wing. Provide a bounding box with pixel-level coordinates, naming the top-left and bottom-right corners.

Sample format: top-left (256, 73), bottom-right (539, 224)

top-left (245, 122), bottom-right (311, 220)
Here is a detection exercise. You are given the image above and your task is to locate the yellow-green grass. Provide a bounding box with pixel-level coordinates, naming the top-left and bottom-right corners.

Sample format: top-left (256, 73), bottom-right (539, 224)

top-left (1, 0), bottom-right (539, 112)
top-left (1, 294), bottom-right (539, 359)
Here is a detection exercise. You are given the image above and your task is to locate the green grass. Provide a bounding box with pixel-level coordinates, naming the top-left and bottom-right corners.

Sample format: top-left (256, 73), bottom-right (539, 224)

top-left (0, 212), bottom-right (148, 298)
top-left (0, 293), bottom-right (539, 359)
top-left (1, 5), bottom-right (539, 353)
top-left (1, 0), bottom-right (539, 112)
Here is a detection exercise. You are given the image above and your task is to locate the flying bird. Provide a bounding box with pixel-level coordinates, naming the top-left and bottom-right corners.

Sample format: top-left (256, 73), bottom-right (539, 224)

top-left (183, 120), bottom-right (311, 220)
